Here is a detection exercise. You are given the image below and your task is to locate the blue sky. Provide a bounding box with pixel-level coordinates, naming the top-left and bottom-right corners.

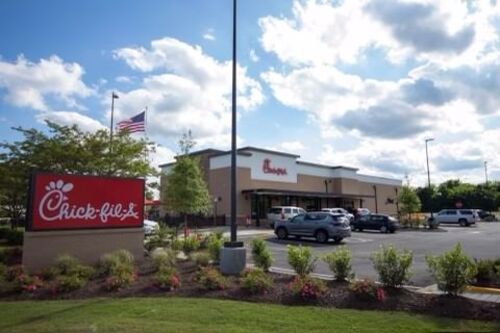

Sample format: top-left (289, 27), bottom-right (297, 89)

top-left (1, 0), bottom-right (500, 185)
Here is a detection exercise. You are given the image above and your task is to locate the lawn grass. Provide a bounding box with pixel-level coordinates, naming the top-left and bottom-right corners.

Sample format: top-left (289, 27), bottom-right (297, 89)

top-left (0, 297), bottom-right (497, 333)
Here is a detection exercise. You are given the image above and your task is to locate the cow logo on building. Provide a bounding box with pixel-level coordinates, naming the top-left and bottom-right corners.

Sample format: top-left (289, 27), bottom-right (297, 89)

top-left (262, 158), bottom-right (287, 176)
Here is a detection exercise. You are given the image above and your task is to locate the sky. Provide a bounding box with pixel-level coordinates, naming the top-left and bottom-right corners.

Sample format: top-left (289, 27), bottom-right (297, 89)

top-left (1, 0), bottom-right (500, 186)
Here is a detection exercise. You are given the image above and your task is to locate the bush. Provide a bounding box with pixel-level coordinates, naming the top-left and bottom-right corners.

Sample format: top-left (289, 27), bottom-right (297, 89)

top-left (40, 267), bottom-right (59, 281)
top-left (0, 263), bottom-right (6, 278)
top-left (195, 267), bottom-right (228, 291)
top-left (171, 238), bottom-right (184, 252)
top-left (151, 248), bottom-right (177, 271)
top-left (145, 225), bottom-right (176, 251)
top-left (475, 258), bottom-right (500, 283)
top-left (55, 255), bottom-right (95, 279)
top-left (55, 274), bottom-right (86, 292)
top-left (371, 245), bottom-right (413, 288)
top-left (0, 227), bottom-right (9, 240)
top-left (0, 247), bottom-right (22, 265)
top-left (287, 245), bottom-right (316, 277)
top-left (349, 279), bottom-right (385, 302)
top-left (103, 265), bottom-right (137, 291)
top-left (426, 243), bottom-right (477, 296)
top-left (241, 268), bottom-right (273, 294)
top-left (99, 249), bottom-right (135, 276)
top-left (288, 276), bottom-right (326, 300)
top-left (14, 274), bottom-right (43, 293)
top-left (6, 229), bottom-right (23, 246)
top-left (191, 252), bottom-right (211, 267)
top-left (183, 235), bottom-right (201, 254)
top-left (322, 246), bottom-right (354, 281)
top-left (251, 238), bottom-right (272, 272)
top-left (154, 267), bottom-right (181, 291)
top-left (207, 233), bottom-right (225, 262)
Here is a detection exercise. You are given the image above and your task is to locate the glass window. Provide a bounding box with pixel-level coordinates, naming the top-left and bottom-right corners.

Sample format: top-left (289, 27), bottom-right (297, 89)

top-left (292, 208), bottom-right (298, 214)
top-left (460, 210), bottom-right (472, 215)
top-left (290, 214), bottom-right (304, 223)
top-left (284, 208), bottom-right (292, 214)
top-left (446, 210), bottom-right (457, 215)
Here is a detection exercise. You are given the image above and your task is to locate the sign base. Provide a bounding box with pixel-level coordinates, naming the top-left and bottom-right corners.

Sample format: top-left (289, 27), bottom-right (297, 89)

top-left (220, 246), bottom-right (246, 275)
top-left (22, 228), bottom-right (144, 272)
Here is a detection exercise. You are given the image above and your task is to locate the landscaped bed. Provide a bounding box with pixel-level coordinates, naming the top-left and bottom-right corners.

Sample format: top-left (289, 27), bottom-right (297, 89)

top-left (0, 257), bottom-right (499, 322)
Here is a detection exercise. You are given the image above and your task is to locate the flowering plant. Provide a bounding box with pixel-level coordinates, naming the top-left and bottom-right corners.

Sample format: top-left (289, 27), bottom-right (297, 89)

top-left (288, 276), bottom-right (326, 300)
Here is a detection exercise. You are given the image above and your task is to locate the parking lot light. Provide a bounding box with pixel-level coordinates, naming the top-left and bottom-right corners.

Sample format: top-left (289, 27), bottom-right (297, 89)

top-left (425, 138), bottom-right (435, 219)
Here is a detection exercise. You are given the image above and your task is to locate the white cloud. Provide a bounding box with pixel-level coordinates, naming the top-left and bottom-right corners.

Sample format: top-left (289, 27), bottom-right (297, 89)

top-left (0, 55), bottom-right (93, 111)
top-left (115, 76), bottom-right (133, 84)
top-left (112, 37), bottom-right (264, 147)
top-left (203, 28), bottom-right (216, 41)
top-left (280, 140), bottom-right (306, 152)
top-left (36, 111), bottom-right (105, 132)
top-left (249, 49), bottom-right (259, 62)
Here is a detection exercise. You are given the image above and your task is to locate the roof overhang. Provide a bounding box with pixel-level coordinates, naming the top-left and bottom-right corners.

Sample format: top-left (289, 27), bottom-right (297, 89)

top-left (241, 188), bottom-right (375, 199)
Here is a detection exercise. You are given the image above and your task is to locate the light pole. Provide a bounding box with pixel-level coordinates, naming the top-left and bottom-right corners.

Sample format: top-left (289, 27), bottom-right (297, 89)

top-left (484, 161), bottom-right (488, 183)
top-left (109, 92), bottom-right (119, 152)
top-left (220, 0), bottom-right (246, 275)
top-left (425, 138), bottom-right (434, 219)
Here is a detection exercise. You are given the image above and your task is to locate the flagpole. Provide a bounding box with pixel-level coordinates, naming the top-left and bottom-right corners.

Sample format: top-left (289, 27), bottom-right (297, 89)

top-left (110, 92), bottom-right (119, 154)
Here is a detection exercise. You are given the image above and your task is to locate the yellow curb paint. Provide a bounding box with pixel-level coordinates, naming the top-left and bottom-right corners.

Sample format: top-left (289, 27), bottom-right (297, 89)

top-left (465, 285), bottom-right (500, 295)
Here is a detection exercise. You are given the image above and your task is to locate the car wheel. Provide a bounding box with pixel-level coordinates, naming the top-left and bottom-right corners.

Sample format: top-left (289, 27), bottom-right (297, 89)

top-left (276, 227), bottom-right (288, 240)
top-left (459, 219), bottom-right (467, 227)
top-left (315, 230), bottom-right (328, 243)
top-left (358, 228), bottom-right (363, 232)
top-left (333, 237), bottom-right (343, 244)
top-left (389, 229), bottom-right (395, 234)
top-left (380, 225), bottom-right (388, 233)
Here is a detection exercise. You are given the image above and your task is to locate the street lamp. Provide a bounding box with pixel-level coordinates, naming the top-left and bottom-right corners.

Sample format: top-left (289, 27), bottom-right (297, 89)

top-left (220, 0), bottom-right (246, 275)
top-left (425, 138), bottom-right (434, 219)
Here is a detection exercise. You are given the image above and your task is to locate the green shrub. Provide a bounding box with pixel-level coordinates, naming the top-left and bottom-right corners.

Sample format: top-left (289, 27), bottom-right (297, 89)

top-left (241, 268), bottom-right (273, 294)
top-left (0, 247), bottom-right (22, 265)
top-left (474, 258), bottom-right (500, 283)
top-left (251, 238), bottom-right (272, 272)
top-left (145, 225), bottom-right (175, 251)
top-left (99, 249), bottom-right (135, 276)
top-left (287, 245), bottom-right (316, 277)
top-left (288, 276), bottom-right (326, 300)
top-left (151, 248), bottom-right (177, 271)
top-left (0, 263), bottom-right (6, 278)
top-left (322, 246), bottom-right (354, 281)
top-left (103, 265), bottom-right (137, 291)
top-left (371, 245), bottom-right (413, 288)
top-left (183, 235), bottom-right (201, 254)
top-left (207, 233), bottom-right (225, 262)
top-left (6, 229), bottom-right (23, 246)
top-left (195, 267), bottom-right (228, 291)
top-left (191, 252), bottom-right (211, 267)
top-left (426, 243), bottom-right (477, 296)
top-left (349, 279), bottom-right (385, 302)
top-left (55, 255), bottom-right (94, 279)
top-left (40, 267), bottom-right (59, 281)
top-left (0, 227), bottom-right (9, 240)
top-left (14, 274), bottom-right (43, 293)
top-left (56, 274), bottom-right (86, 292)
top-left (171, 238), bottom-right (184, 252)
top-left (154, 267), bottom-right (180, 291)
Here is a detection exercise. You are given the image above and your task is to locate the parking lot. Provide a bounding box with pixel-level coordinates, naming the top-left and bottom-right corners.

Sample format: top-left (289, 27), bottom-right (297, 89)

top-left (242, 222), bottom-right (500, 287)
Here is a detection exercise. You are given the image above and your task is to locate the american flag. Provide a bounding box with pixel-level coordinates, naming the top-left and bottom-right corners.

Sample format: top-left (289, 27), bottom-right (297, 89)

top-left (117, 111), bottom-right (146, 133)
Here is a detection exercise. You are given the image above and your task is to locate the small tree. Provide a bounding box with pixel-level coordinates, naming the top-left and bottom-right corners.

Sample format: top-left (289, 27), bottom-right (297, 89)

top-left (398, 186), bottom-right (421, 224)
top-left (322, 246), bottom-right (354, 281)
top-left (162, 132), bottom-right (211, 236)
top-left (371, 245), bottom-right (413, 288)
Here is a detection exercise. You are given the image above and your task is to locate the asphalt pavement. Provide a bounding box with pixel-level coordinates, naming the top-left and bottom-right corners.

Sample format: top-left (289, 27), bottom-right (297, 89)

top-left (238, 222), bottom-right (500, 287)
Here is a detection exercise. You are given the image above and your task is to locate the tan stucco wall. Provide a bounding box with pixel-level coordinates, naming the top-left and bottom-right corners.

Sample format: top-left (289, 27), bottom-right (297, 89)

top-left (208, 167), bottom-right (400, 220)
top-left (23, 228), bottom-right (144, 272)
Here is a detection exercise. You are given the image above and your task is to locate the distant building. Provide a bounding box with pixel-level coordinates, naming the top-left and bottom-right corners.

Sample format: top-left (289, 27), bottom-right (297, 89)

top-left (159, 147), bottom-right (402, 225)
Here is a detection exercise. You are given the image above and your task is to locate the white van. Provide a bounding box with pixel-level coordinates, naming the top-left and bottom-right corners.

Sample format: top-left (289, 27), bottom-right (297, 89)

top-left (267, 206), bottom-right (306, 228)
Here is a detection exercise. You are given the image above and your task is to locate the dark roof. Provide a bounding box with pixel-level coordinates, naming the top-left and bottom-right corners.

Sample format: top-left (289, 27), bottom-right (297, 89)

top-left (296, 161), bottom-right (359, 171)
top-left (238, 146), bottom-right (301, 158)
top-left (241, 188), bottom-right (374, 199)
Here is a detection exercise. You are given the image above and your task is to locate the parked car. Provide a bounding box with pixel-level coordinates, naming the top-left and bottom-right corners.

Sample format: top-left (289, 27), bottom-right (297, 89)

top-left (267, 206), bottom-right (306, 228)
top-left (354, 208), bottom-right (371, 217)
top-left (274, 212), bottom-right (351, 243)
top-left (351, 213), bottom-right (399, 233)
top-left (435, 209), bottom-right (479, 226)
top-left (475, 209), bottom-right (497, 221)
top-left (321, 208), bottom-right (354, 223)
top-left (143, 219), bottom-right (159, 235)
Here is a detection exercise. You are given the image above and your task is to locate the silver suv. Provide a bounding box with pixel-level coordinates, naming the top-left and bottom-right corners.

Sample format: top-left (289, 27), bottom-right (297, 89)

top-left (435, 209), bottom-right (479, 226)
top-left (267, 206), bottom-right (306, 228)
top-left (274, 212), bottom-right (351, 243)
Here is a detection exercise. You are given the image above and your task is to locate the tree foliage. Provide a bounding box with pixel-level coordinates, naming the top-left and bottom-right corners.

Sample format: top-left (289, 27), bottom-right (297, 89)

top-left (398, 186), bottom-right (421, 219)
top-left (416, 180), bottom-right (500, 212)
top-left (0, 121), bottom-right (156, 225)
top-left (162, 132), bottom-right (211, 217)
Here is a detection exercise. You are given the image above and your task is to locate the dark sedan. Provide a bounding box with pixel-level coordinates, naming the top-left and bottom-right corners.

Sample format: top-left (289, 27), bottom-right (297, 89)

top-left (352, 214), bottom-right (399, 233)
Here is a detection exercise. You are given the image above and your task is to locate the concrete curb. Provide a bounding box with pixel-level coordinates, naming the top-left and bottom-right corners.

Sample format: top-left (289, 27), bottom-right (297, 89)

top-left (465, 285), bottom-right (500, 295)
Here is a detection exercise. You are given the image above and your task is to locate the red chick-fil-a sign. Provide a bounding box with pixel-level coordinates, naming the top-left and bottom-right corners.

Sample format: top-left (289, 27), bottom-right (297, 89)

top-left (262, 158), bottom-right (287, 176)
top-left (28, 172), bottom-right (144, 231)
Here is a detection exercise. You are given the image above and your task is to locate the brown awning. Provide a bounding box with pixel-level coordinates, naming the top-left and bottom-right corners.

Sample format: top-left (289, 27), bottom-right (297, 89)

top-left (241, 188), bottom-right (374, 199)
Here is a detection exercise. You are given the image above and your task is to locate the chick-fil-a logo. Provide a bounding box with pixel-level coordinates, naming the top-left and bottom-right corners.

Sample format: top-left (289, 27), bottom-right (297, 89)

top-left (262, 158), bottom-right (287, 176)
top-left (30, 173), bottom-right (144, 231)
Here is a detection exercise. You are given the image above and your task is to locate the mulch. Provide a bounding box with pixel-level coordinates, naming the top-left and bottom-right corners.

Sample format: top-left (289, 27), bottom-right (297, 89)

top-left (1, 258), bottom-right (499, 322)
